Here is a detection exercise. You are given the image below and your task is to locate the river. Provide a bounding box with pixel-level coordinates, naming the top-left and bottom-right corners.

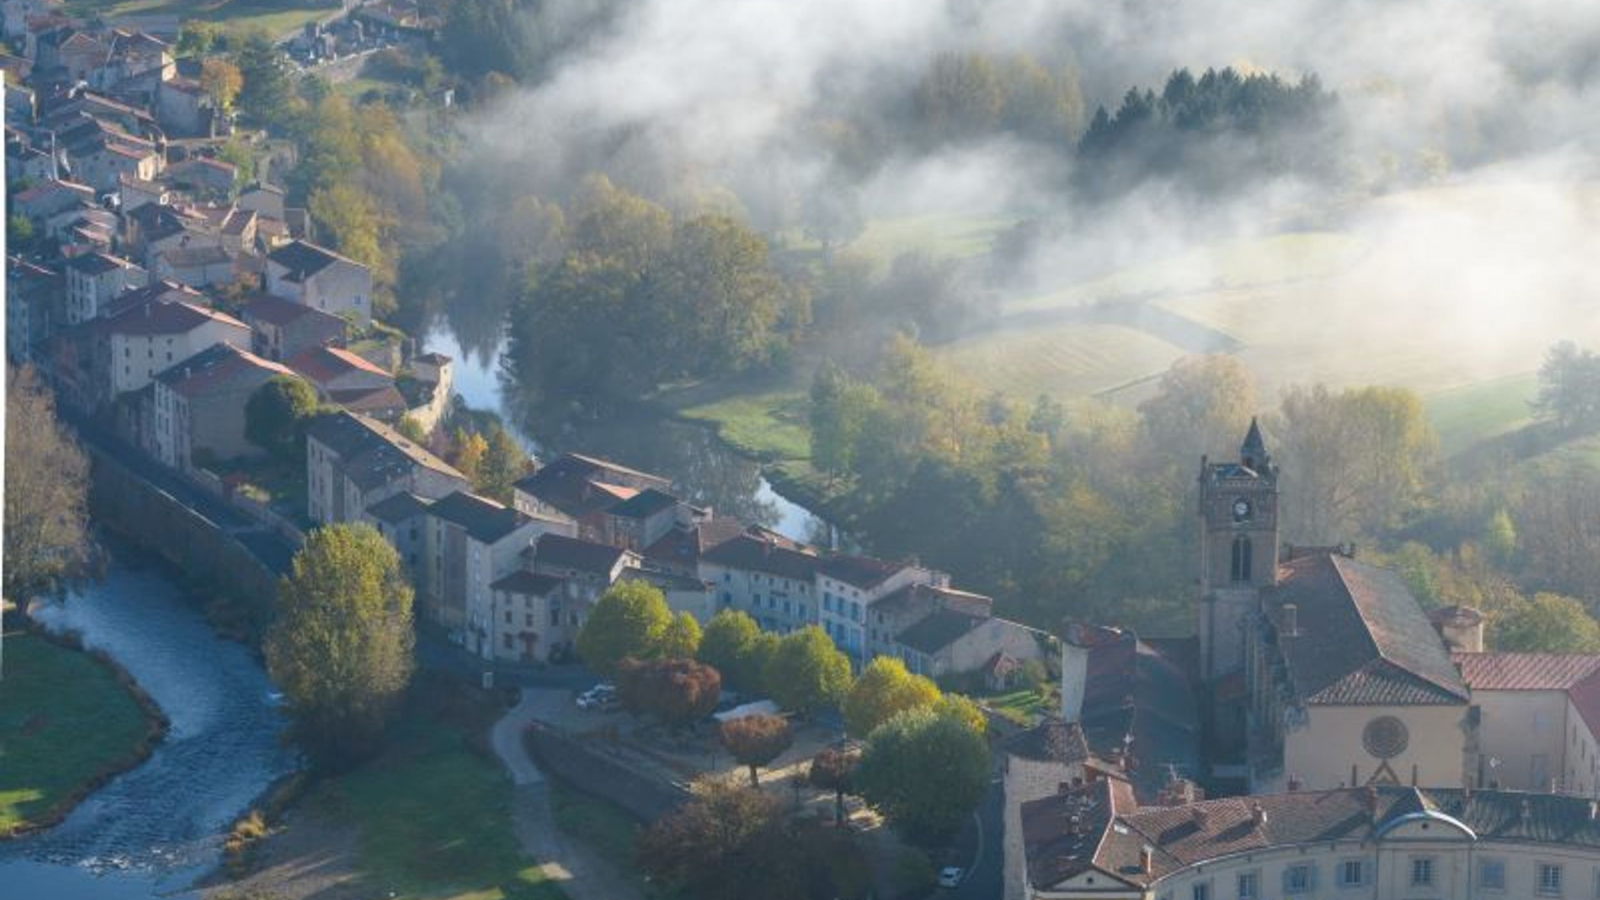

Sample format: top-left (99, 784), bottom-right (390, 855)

top-left (425, 325), bottom-right (833, 545)
top-left (0, 550), bottom-right (293, 900)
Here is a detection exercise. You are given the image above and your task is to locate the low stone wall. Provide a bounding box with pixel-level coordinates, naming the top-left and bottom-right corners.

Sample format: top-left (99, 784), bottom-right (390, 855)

top-left (524, 722), bottom-right (691, 822)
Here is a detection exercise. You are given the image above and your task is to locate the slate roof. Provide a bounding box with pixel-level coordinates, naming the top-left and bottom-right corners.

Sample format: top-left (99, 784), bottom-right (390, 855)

top-left (895, 608), bottom-right (986, 655)
top-left (700, 533), bottom-right (820, 582)
top-left (305, 410), bottom-right (463, 491)
top-left (65, 251), bottom-right (127, 275)
top-left (514, 452), bottom-right (673, 519)
top-left (103, 280), bottom-right (203, 317)
top-left (154, 342), bottom-right (293, 398)
top-left (534, 533), bottom-right (630, 576)
top-left (491, 570), bottom-right (565, 595)
top-left (328, 384), bottom-right (407, 414)
top-left (158, 243), bottom-right (230, 267)
top-left (1266, 552), bottom-right (1469, 706)
top-left (641, 517), bottom-right (751, 568)
top-left (429, 490), bottom-right (528, 544)
top-left (98, 298), bottom-right (246, 337)
top-left (874, 582), bottom-right (993, 618)
top-left (240, 292), bottom-right (346, 330)
top-left (606, 487), bottom-right (679, 519)
top-left (267, 240), bottom-right (358, 281)
top-left (818, 554), bottom-right (906, 589)
top-left (365, 491), bottom-right (431, 524)
top-left (1026, 783), bottom-right (1600, 892)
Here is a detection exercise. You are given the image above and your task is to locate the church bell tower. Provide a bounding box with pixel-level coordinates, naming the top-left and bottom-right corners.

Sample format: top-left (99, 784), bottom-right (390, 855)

top-left (1197, 418), bottom-right (1280, 683)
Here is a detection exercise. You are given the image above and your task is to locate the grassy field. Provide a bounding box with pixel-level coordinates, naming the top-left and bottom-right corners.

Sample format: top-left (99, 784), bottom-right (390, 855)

top-left (979, 688), bottom-right (1051, 727)
top-left (548, 781), bottom-right (648, 891)
top-left (63, 0), bottom-right (334, 36)
top-left (846, 213), bottom-right (1015, 266)
top-left (936, 323), bottom-right (1186, 399)
top-left (0, 632), bottom-right (157, 835)
top-left (1425, 373), bottom-right (1539, 457)
top-left (677, 389), bottom-right (811, 463)
top-left (307, 695), bottom-right (566, 900)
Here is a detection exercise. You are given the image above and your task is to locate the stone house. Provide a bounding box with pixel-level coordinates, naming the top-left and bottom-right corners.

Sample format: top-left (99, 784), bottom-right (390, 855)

top-left (6, 257), bottom-right (64, 364)
top-left (152, 242), bottom-right (233, 287)
top-left (240, 292), bottom-right (346, 362)
top-left (287, 344), bottom-right (404, 419)
top-left (163, 156), bottom-right (236, 199)
top-left (699, 532), bottom-right (821, 634)
top-left (13, 178), bottom-right (95, 223)
top-left (512, 452), bottom-right (674, 541)
top-left (151, 342), bottom-right (297, 470)
top-left (265, 240), bottom-right (373, 327)
top-left (530, 533), bottom-right (641, 606)
top-left (155, 76), bottom-right (210, 136)
top-left (64, 250), bottom-right (143, 324)
top-left (85, 292), bottom-right (248, 408)
top-left (363, 491), bottom-right (431, 578)
top-left (303, 410), bottom-right (467, 525)
top-left (816, 554), bottom-right (940, 663)
top-left (488, 571), bottom-right (586, 664)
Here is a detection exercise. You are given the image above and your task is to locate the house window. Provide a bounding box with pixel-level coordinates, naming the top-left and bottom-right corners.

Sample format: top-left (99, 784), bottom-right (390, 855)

top-left (1230, 535), bottom-right (1253, 582)
top-left (1191, 882), bottom-right (1210, 900)
top-left (1339, 859), bottom-right (1366, 886)
top-left (503, 634), bottom-right (513, 649)
top-left (550, 609), bottom-right (560, 626)
top-left (525, 613), bottom-right (533, 627)
top-left (1284, 864), bottom-right (1315, 894)
top-left (1411, 857), bottom-right (1433, 887)
top-left (1236, 871), bottom-right (1259, 899)
top-left (1540, 863), bottom-right (1564, 896)
top-left (504, 610), bottom-right (512, 624)
top-left (1479, 859), bottom-right (1505, 890)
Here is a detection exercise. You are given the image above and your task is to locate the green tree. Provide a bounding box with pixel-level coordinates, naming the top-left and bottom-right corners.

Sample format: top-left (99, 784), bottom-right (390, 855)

top-left (855, 706), bottom-right (990, 847)
top-left (616, 656), bottom-right (721, 730)
top-left (719, 713), bottom-right (793, 787)
top-left (452, 428), bottom-right (487, 484)
top-left (808, 745), bottom-right (860, 826)
top-left (176, 21), bottom-right (220, 57)
top-left (477, 424), bottom-right (527, 504)
top-left (576, 580), bottom-right (672, 675)
top-left (763, 626), bottom-right (852, 717)
top-left (1483, 509), bottom-right (1518, 569)
top-left (636, 780), bottom-right (778, 900)
top-left (1138, 354), bottom-right (1258, 467)
top-left (810, 363), bottom-right (882, 483)
top-left (264, 524), bottom-right (414, 768)
top-left (245, 376), bottom-right (319, 462)
top-left (4, 366), bottom-right (92, 604)
top-left (1495, 593), bottom-right (1600, 652)
top-left (698, 608), bottom-right (762, 691)
top-left (395, 415), bottom-right (427, 443)
top-left (659, 610), bottom-right (702, 659)
top-left (1532, 341), bottom-right (1600, 435)
top-left (200, 57), bottom-right (243, 113)
top-left (842, 656), bottom-right (941, 738)
top-left (933, 693), bottom-right (987, 737)
top-left (233, 32), bottom-right (295, 130)
top-left (7, 213), bottom-right (34, 247)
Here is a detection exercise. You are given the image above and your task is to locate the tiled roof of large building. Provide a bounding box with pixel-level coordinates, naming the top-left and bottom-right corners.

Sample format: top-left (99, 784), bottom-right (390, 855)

top-left (267, 239), bottom-right (358, 281)
top-left (1266, 551), bottom-right (1468, 706)
top-left (491, 570), bottom-right (565, 596)
top-left (287, 345), bottom-right (391, 384)
top-left (154, 342), bottom-right (293, 398)
top-left (1025, 783), bottom-right (1600, 893)
top-left (874, 582), bottom-right (993, 618)
top-left (700, 533), bottom-right (820, 582)
top-left (1078, 629), bottom-right (1204, 801)
top-left (97, 297), bottom-right (246, 337)
top-left (365, 491), bottom-right (431, 524)
top-left (513, 452), bottom-right (670, 520)
top-left (1005, 719), bottom-right (1093, 765)
top-left (534, 533), bottom-right (631, 576)
top-left (641, 518), bottom-right (751, 568)
top-left (429, 491), bottom-right (528, 544)
top-left (894, 608), bottom-right (986, 655)
top-left (818, 554), bottom-right (906, 589)
top-left (1456, 651), bottom-right (1600, 739)
top-left (240, 292), bottom-right (346, 329)
top-left (606, 488), bottom-right (679, 520)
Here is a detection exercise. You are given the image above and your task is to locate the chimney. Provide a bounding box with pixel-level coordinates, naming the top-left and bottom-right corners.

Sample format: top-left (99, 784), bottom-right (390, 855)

top-left (1281, 603), bottom-right (1299, 637)
top-left (1430, 605), bottom-right (1485, 654)
top-left (1363, 785), bottom-right (1379, 821)
top-left (1250, 803), bottom-right (1267, 829)
top-left (1589, 801), bottom-right (1598, 822)
top-left (1139, 845), bottom-right (1153, 875)
top-left (1060, 623), bottom-right (1090, 724)
top-left (1287, 774), bottom-right (1302, 792)
top-left (1193, 807), bottom-right (1211, 830)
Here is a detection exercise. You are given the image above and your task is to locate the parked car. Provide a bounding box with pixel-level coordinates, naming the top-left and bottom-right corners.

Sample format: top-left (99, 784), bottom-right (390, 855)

top-left (575, 682), bottom-right (616, 710)
top-left (938, 867), bottom-right (964, 889)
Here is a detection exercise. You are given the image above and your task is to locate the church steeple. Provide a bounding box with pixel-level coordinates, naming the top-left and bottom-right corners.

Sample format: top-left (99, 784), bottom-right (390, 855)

top-left (1240, 417), bottom-right (1269, 472)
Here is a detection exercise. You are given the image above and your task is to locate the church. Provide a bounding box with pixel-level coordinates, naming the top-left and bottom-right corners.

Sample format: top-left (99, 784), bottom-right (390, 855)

top-left (1010, 423), bottom-right (1600, 899)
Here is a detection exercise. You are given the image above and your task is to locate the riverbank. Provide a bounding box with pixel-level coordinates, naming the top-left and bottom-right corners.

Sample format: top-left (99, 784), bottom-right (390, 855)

top-left (0, 622), bottom-right (168, 838)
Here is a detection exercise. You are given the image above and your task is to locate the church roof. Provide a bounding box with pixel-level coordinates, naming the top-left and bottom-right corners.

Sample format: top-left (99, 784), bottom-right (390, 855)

top-left (1266, 551), bottom-right (1469, 706)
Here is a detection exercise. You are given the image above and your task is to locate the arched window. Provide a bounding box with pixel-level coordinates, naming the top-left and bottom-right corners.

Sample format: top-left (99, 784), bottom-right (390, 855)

top-left (1231, 535), bottom-right (1253, 583)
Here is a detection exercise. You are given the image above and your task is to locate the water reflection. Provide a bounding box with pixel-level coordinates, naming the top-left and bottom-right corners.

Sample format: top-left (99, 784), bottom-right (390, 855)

top-left (424, 323), bottom-right (828, 541)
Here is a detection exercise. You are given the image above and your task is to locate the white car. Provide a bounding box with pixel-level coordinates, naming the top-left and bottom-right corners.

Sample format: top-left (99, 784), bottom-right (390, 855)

top-left (938, 867), bottom-right (964, 888)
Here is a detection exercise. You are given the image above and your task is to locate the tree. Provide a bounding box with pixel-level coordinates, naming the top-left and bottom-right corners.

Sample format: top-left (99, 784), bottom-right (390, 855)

top-left (933, 693), bottom-right (987, 737)
top-left (764, 626), bottom-right (852, 717)
top-left (245, 376), bottom-right (319, 462)
top-left (396, 415), bottom-right (427, 443)
top-left (264, 524), bottom-right (414, 768)
top-left (477, 424), bottom-right (527, 504)
top-left (1139, 354), bottom-right (1258, 467)
top-left (176, 21), bottom-right (220, 57)
top-left (4, 366), bottom-right (92, 604)
top-left (233, 32), bottom-right (295, 130)
top-left (1483, 508), bottom-right (1518, 569)
top-left (8, 213), bottom-right (34, 248)
top-left (719, 713), bottom-right (793, 787)
top-left (808, 746), bottom-right (860, 826)
top-left (1495, 593), bottom-right (1600, 652)
top-left (698, 608), bottom-right (763, 691)
top-left (200, 57), bottom-right (243, 112)
top-left (855, 706), bottom-right (990, 846)
top-left (659, 610), bottom-right (702, 659)
top-left (576, 580), bottom-right (672, 675)
top-left (810, 363), bottom-right (882, 483)
top-left (616, 656), bottom-right (722, 730)
top-left (308, 183), bottom-right (389, 286)
top-left (1532, 341), bottom-right (1600, 435)
top-left (452, 428), bottom-right (487, 484)
top-left (842, 656), bottom-right (941, 738)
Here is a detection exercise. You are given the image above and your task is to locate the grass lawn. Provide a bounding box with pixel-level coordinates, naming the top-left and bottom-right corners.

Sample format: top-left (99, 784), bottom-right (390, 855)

top-left (1425, 373), bottom-right (1539, 457)
top-left (64, 0), bottom-right (336, 37)
top-left (307, 693), bottom-right (567, 900)
top-left (548, 781), bottom-right (647, 887)
top-left (935, 323), bottom-right (1186, 399)
top-left (978, 688), bottom-right (1052, 727)
top-left (845, 213), bottom-right (1016, 266)
top-left (677, 389), bottom-right (811, 462)
top-left (0, 632), bottom-right (157, 834)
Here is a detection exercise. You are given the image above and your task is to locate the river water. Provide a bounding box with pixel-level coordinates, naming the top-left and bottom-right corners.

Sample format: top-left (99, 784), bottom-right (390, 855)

top-left (0, 551), bottom-right (293, 900)
top-left (424, 325), bottom-right (832, 544)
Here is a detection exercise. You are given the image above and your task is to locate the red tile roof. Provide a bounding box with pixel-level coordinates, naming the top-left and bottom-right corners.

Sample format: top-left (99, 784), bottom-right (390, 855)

top-left (287, 345), bottom-right (392, 384)
top-left (1454, 653), bottom-right (1600, 691)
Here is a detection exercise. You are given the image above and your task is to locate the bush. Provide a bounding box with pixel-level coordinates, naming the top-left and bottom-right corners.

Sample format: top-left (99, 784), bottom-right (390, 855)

top-left (893, 849), bottom-right (937, 895)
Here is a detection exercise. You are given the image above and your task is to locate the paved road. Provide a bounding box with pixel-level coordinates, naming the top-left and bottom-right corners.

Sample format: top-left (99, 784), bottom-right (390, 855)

top-left (951, 772), bottom-right (1005, 900)
top-left (489, 689), bottom-right (644, 900)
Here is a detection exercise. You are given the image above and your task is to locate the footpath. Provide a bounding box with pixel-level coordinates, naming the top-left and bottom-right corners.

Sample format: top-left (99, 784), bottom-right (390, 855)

top-left (489, 690), bottom-right (644, 900)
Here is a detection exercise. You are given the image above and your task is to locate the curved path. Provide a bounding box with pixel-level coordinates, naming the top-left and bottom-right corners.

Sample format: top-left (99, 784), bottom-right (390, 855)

top-left (490, 690), bottom-right (643, 900)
